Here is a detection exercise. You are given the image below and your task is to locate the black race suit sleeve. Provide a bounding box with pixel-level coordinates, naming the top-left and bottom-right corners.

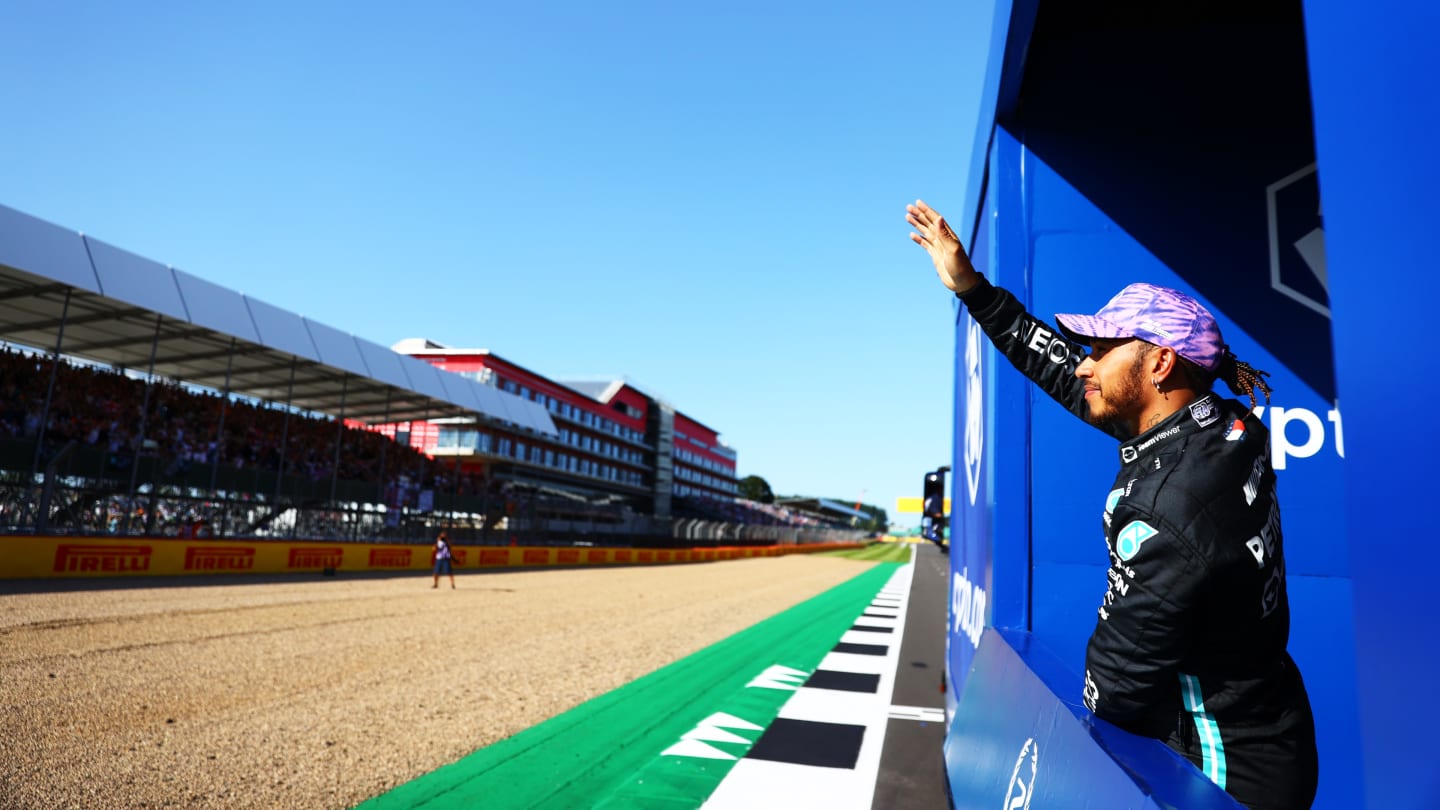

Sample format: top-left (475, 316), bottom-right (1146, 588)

top-left (956, 277), bottom-right (1127, 441)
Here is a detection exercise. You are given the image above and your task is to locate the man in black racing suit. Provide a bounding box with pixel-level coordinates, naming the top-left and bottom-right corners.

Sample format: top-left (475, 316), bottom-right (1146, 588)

top-left (906, 200), bottom-right (1318, 810)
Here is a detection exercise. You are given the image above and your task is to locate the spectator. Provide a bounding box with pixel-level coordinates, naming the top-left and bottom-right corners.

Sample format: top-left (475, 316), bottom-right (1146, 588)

top-left (431, 531), bottom-right (456, 589)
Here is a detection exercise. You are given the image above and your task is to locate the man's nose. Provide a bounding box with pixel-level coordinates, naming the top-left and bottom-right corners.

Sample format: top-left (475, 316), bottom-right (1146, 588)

top-left (1075, 356), bottom-right (1094, 379)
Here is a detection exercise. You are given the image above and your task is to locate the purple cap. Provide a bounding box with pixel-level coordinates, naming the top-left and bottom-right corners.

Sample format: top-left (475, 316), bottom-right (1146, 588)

top-left (1054, 283), bottom-right (1225, 372)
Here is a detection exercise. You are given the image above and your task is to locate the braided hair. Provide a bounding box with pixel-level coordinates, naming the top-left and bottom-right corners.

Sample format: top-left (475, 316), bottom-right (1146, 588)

top-left (1215, 350), bottom-right (1273, 410)
top-left (1176, 350), bottom-right (1273, 410)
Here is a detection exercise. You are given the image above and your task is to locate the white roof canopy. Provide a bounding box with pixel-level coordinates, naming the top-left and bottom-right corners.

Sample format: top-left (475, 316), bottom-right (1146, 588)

top-left (0, 203), bottom-right (556, 434)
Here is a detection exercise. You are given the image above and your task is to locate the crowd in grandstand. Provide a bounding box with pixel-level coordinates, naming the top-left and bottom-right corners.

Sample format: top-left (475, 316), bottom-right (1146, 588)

top-left (673, 495), bottom-right (826, 529)
top-left (1, 348), bottom-right (847, 542)
top-left (0, 347), bottom-right (486, 495)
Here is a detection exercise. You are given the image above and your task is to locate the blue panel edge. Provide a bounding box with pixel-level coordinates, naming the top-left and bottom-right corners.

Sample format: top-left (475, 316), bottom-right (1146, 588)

top-left (946, 627), bottom-right (1240, 809)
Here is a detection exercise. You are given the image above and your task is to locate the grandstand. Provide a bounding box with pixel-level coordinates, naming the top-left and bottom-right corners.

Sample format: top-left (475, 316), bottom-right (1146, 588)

top-left (773, 497), bottom-right (873, 527)
top-left (0, 203), bottom-right (863, 551)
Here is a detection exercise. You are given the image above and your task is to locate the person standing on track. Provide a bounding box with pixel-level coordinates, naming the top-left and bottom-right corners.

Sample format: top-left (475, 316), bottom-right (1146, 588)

top-left (431, 531), bottom-right (456, 589)
top-left (905, 199), bottom-right (1318, 810)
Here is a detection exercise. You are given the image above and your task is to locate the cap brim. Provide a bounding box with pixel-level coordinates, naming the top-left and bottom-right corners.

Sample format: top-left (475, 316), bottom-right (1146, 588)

top-left (1054, 313), bottom-right (1130, 344)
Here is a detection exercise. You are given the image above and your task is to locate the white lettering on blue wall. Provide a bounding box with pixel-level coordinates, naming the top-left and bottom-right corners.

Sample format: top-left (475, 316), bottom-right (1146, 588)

top-left (951, 565), bottom-right (988, 650)
top-left (1252, 404), bottom-right (1344, 470)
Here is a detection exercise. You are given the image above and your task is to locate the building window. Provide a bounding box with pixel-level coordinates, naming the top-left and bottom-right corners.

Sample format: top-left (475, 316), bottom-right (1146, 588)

top-left (437, 428), bottom-right (490, 450)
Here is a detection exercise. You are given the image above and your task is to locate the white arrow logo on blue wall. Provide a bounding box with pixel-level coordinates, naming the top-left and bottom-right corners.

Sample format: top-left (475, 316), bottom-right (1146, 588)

top-left (1267, 163), bottom-right (1330, 318)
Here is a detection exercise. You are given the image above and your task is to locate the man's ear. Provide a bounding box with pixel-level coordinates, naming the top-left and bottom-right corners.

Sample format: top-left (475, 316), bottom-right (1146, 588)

top-left (1152, 346), bottom-right (1180, 383)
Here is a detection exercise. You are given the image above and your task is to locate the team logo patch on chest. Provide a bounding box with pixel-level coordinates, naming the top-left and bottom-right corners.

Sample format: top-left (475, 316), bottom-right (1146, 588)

top-left (1115, 520), bottom-right (1158, 561)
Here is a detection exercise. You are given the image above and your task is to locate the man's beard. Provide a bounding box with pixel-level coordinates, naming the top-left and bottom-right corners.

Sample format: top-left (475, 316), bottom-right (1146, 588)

top-left (1084, 367), bottom-right (1147, 435)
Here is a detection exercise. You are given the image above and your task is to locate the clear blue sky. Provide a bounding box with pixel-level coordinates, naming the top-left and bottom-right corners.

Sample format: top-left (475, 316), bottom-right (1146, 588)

top-left (1, 0), bottom-right (972, 527)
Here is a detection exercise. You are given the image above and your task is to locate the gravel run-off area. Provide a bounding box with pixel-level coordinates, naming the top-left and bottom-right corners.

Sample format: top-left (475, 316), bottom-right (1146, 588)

top-left (0, 554), bottom-right (873, 809)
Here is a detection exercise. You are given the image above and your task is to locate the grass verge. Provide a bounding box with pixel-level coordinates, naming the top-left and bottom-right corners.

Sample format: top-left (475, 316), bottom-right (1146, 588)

top-left (813, 542), bottom-right (912, 564)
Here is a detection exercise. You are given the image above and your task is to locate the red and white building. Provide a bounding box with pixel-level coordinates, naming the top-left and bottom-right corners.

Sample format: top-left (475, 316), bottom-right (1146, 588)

top-left (380, 339), bottom-right (738, 518)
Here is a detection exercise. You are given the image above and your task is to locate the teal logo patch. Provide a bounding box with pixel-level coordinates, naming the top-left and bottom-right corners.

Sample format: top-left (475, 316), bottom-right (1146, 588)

top-left (1105, 488), bottom-right (1123, 514)
top-left (1116, 520), bottom-right (1158, 561)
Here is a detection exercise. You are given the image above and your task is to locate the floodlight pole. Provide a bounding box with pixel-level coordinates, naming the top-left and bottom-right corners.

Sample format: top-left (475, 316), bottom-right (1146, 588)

top-left (123, 314), bottom-right (163, 536)
top-left (329, 374), bottom-right (348, 528)
top-left (25, 288), bottom-right (70, 531)
top-left (415, 402), bottom-right (431, 541)
top-left (274, 359), bottom-right (297, 537)
top-left (374, 390), bottom-right (392, 539)
top-left (210, 338), bottom-right (236, 538)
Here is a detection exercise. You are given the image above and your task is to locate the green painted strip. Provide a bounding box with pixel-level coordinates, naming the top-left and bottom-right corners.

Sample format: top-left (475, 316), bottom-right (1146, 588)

top-left (815, 543), bottom-right (914, 564)
top-left (358, 562), bottom-right (898, 810)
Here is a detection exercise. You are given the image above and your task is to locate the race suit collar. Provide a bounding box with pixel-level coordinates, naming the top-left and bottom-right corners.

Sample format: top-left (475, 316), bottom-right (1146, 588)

top-left (1117, 393), bottom-right (1222, 466)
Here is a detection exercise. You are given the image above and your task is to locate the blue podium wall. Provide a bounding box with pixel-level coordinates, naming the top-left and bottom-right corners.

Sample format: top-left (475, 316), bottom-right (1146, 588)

top-left (1303, 2), bottom-right (1440, 806)
top-left (939, 3), bottom-right (1439, 807)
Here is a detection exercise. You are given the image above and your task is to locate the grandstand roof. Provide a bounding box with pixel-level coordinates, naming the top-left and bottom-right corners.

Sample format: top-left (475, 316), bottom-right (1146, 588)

top-left (0, 203), bottom-right (556, 434)
top-left (391, 344), bottom-right (644, 419)
top-left (775, 497), bottom-right (871, 522)
top-left (562, 380), bottom-right (621, 402)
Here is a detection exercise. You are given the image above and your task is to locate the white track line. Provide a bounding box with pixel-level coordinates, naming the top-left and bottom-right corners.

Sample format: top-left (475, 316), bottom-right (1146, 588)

top-left (702, 559), bottom-right (916, 809)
